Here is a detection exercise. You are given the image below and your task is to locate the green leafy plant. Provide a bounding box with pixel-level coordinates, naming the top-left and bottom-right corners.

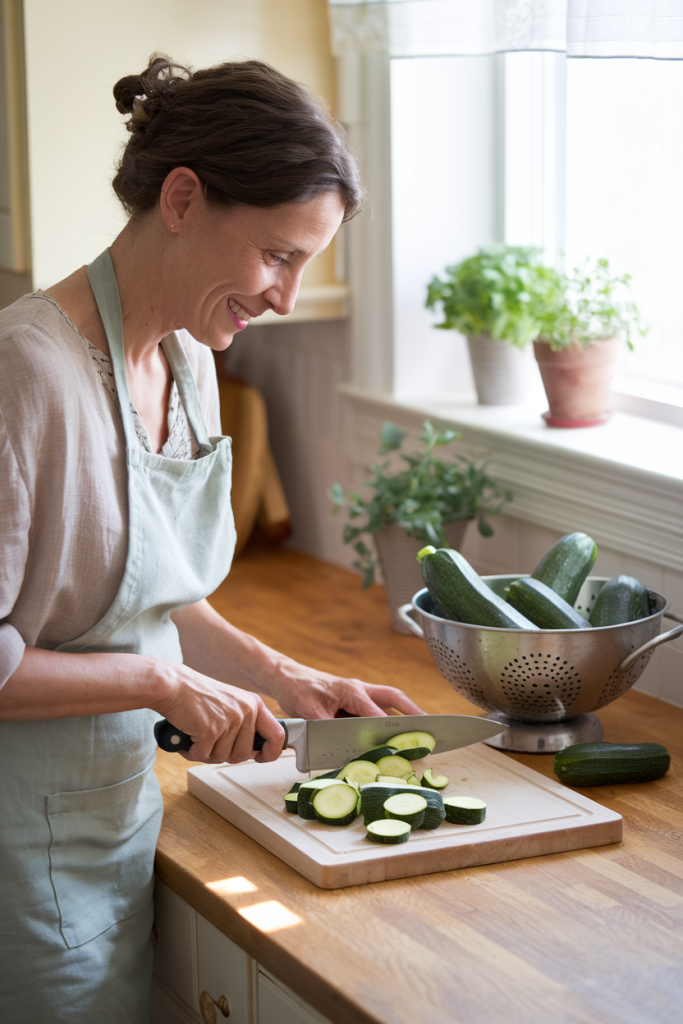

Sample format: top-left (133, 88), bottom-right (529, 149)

top-left (329, 421), bottom-right (511, 588)
top-left (537, 258), bottom-right (646, 351)
top-left (426, 244), bottom-right (565, 349)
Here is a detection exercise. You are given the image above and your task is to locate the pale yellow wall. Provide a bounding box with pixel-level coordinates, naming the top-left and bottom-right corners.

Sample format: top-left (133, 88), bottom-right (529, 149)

top-left (22, 0), bottom-right (337, 289)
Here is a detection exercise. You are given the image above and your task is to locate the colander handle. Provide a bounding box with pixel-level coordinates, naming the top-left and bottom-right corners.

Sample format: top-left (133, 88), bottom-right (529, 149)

top-left (618, 619), bottom-right (683, 673)
top-left (397, 603), bottom-right (424, 639)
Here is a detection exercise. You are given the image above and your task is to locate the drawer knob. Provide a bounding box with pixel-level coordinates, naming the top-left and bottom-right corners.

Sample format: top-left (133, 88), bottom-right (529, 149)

top-left (200, 990), bottom-right (230, 1022)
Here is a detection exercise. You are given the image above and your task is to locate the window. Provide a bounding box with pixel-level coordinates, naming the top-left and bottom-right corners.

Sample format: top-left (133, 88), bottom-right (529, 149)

top-left (360, 47), bottom-right (683, 417)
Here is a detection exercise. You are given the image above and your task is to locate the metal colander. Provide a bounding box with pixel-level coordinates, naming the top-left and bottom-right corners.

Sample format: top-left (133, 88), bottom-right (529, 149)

top-left (398, 576), bottom-right (683, 726)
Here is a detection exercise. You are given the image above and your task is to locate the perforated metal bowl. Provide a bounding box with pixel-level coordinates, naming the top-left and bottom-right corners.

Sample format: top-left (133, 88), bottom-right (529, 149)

top-left (398, 576), bottom-right (683, 751)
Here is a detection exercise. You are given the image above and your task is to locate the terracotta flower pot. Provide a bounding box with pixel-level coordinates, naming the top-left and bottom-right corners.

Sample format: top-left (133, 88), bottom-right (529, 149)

top-left (374, 521), bottom-right (470, 634)
top-left (533, 337), bottom-right (619, 426)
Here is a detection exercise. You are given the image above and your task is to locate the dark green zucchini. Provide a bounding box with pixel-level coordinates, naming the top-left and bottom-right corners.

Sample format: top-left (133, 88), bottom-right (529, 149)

top-left (361, 783), bottom-right (446, 830)
top-left (354, 745), bottom-right (399, 764)
top-left (531, 532), bottom-right (597, 605)
top-left (553, 742), bottom-right (670, 787)
top-left (417, 547), bottom-right (535, 629)
top-left (590, 575), bottom-right (650, 627)
top-left (507, 577), bottom-right (590, 630)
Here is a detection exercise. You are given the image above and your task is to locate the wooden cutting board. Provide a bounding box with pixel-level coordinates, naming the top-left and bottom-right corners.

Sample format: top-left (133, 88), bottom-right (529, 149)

top-left (187, 743), bottom-right (622, 889)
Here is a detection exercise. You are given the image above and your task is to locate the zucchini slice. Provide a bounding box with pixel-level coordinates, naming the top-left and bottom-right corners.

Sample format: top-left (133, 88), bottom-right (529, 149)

top-left (385, 731), bottom-right (436, 761)
top-left (405, 773), bottom-right (422, 787)
top-left (312, 783), bottom-right (359, 826)
top-left (362, 783), bottom-right (446, 830)
top-left (366, 819), bottom-right (411, 844)
top-left (443, 797), bottom-right (487, 825)
top-left (375, 755), bottom-right (414, 778)
top-left (284, 792), bottom-right (300, 813)
top-left (297, 778), bottom-right (349, 820)
top-left (421, 768), bottom-right (449, 790)
top-left (376, 774), bottom-right (417, 786)
top-left (336, 760), bottom-right (380, 786)
top-left (383, 793), bottom-right (427, 828)
top-left (356, 745), bottom-right (400, 763)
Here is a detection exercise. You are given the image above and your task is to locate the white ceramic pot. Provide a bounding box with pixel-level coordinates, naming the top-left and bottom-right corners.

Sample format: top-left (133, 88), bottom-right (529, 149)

top-left (374, 520), bottom-right (470, 635)
top-left (467, 334), bottom-right (529, 405)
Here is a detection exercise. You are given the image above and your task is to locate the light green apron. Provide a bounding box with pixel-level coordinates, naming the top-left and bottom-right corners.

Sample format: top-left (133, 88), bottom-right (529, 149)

top-left (0, 249), bottom-right (236, 1022)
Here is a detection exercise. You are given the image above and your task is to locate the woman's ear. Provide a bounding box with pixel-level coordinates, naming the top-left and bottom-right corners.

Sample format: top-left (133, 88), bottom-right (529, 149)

top-left (159, 167), bottom-right (204, 233)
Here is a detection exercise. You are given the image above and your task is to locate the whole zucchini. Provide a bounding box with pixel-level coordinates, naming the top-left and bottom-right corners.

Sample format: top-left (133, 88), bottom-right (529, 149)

top-left (553, 742), bottom-right (670, 787)
top-left (417, 547), bottom-right (535, 629)
top-left (590, 575), bottom-right (650, 627)
top-left (507, 578), bottom-right (590, 630)
top-left (531, 532), bottom-right (598, 605)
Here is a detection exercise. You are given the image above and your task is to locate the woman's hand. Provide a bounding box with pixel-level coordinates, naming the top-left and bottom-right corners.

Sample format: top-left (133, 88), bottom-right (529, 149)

top-left (153, 662), bottom-right (285, 765)
top-left (263, 662), bottom-right (426, 721)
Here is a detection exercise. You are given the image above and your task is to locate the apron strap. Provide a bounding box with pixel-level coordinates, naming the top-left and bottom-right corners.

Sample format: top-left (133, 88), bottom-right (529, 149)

top-left (87, 249), bottom-right (213, 454)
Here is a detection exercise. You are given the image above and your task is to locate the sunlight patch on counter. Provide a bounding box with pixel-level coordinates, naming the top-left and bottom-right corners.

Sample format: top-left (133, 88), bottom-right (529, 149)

top-left (238, 900), bottom-right (303, 932)
top-left (207, 876), bottom-right (258, 896)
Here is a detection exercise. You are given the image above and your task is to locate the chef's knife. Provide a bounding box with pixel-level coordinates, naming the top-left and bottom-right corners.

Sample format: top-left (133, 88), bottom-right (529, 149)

top-left (154, 714), bottom-right (505, 772)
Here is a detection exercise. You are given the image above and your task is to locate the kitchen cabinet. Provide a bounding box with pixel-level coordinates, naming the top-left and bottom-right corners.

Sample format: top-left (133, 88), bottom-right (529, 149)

top-left (152, 879), bottom-right (333, 1024)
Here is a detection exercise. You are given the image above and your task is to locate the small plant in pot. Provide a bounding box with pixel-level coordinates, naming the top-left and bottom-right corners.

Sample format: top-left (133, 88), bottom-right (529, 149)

top-left (534, 258), bottom-right (646, 427)
top-left (329, 420), bottom-right (510, 634)
top-left (426, 245), bottom-right (565, 406)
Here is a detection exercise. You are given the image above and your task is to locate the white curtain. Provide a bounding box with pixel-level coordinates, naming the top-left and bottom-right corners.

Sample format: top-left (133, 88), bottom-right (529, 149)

top-left (328, 1), bottom-right (683, 59)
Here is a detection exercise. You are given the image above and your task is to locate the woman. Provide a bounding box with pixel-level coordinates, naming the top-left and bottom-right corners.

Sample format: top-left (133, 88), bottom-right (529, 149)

top-left (0, 57), bottom-right (422, 1022)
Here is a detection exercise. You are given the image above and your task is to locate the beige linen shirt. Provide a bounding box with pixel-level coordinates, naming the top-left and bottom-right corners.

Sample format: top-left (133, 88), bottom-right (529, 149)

top-left (0, 293), bottom-right (222, 686)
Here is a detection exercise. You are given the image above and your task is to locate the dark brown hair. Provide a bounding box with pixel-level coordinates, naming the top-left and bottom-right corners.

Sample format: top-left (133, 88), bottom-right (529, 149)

top-left (112, 54), bottom-right (364, 221)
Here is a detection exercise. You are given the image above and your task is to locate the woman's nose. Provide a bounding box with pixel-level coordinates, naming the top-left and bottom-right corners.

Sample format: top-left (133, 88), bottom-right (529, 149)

top-left (263, 273), bottom-right (302, 317)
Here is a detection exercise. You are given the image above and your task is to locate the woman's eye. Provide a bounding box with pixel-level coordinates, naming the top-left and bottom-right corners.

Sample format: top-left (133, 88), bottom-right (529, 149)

top-left (268, 253), bottom-right (289, 266)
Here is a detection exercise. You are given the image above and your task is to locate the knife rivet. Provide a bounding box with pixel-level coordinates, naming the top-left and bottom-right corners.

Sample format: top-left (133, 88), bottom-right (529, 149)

top-left (171, 734), bottom-right (181, 745)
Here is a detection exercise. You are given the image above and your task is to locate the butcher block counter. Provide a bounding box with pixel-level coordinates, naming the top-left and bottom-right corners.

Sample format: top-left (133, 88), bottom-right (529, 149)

top-left (154, 542), bottom-right (683, 1024)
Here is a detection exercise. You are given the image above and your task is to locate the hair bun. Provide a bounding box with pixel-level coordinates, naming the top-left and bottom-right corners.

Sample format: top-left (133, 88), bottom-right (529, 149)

top-left (114, 54), bottom-right (191, 119)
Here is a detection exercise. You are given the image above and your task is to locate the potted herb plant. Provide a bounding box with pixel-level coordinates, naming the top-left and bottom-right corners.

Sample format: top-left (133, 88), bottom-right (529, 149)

top-left (534, 258), bottom-right (646, 426)
top-left (329, 420), bottom-right (510, 634)
top-left (426, 245), bottom-right (565, 405)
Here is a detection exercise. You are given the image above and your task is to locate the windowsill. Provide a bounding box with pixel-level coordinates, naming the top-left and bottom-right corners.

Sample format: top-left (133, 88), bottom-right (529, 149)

top-left (339, 384), bottom-right (683, 572)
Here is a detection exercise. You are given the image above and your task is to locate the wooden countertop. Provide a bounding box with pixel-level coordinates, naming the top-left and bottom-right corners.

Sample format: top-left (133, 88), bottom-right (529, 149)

top-left (154, 542), bottom-right (683, 1024)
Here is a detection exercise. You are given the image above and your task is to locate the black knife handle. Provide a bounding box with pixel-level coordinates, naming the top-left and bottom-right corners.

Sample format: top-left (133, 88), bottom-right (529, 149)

top-left (154, 718), bottom-right (284, 754)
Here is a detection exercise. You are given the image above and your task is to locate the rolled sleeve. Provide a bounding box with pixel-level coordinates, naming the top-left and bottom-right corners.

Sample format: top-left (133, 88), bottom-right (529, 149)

top-left (0, 401), bottom-right (30, 685)
top-left (0, 623), bottom-right (25, 688)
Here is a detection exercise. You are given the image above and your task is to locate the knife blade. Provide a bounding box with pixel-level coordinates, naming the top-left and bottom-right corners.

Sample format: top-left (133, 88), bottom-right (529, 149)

top-left (154, 714), bottom-right (505, 773)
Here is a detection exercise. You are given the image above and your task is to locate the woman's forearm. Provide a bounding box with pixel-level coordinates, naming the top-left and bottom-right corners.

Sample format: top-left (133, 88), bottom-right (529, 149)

top-left (0, 647), bottom-right (167, 720)
top-left (172, 600), bottom-right (426, 721)
top-left (0, 641), bottom-right (284, 764)
top-left (171, 599), bottom-right (286, 696)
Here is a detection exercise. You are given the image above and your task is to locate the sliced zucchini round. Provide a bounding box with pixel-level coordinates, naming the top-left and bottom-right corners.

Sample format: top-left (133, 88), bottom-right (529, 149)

top-left (376, 774), bottom-right (418, 786)
top-left (366, 819), bottom-right (412, 844)
top-left (312, 783), bottom-right (359, 826)
top-left (284, 792), bottom-right (300, 813)
top-left (421, 768), bottom-right (449, 790)
top-left (443, 797), bottom-right (487, 825)
top-left (405, 773), bottom-right (422, 787)
top-left (336, 760), bottom-right (380, 786)
top-left (383, 793), bottom-right (427, 828)
top-left (375, 755), bottom-right (414, 778)
top-left (387, 731), bottom-right (436, 760)
top-left (357, 745), bottom-right (399, 764)
top-left (297, 778), bottom-right (350, 820)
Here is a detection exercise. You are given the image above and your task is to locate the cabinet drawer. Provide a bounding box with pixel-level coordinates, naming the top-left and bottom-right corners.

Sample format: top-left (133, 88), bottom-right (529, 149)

top-left (197, 914), bottom-right (253, 1024)
top-left (257, 971), bottom-right (334, 1024)
top-left (153, 878), bottom-right (199, 1012)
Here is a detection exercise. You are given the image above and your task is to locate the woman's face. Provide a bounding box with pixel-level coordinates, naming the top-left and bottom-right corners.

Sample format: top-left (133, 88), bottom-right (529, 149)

top-left (162, 179), bottom-right (345, 350)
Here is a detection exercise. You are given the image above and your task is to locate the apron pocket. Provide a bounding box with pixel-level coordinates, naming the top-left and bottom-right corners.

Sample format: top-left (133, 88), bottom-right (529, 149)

top-left (47, 763), bottom-right (163, 948)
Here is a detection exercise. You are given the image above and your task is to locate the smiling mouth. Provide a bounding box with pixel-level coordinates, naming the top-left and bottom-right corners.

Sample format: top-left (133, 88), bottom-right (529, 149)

top-left (228, 297), bottom-right (257, 329)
